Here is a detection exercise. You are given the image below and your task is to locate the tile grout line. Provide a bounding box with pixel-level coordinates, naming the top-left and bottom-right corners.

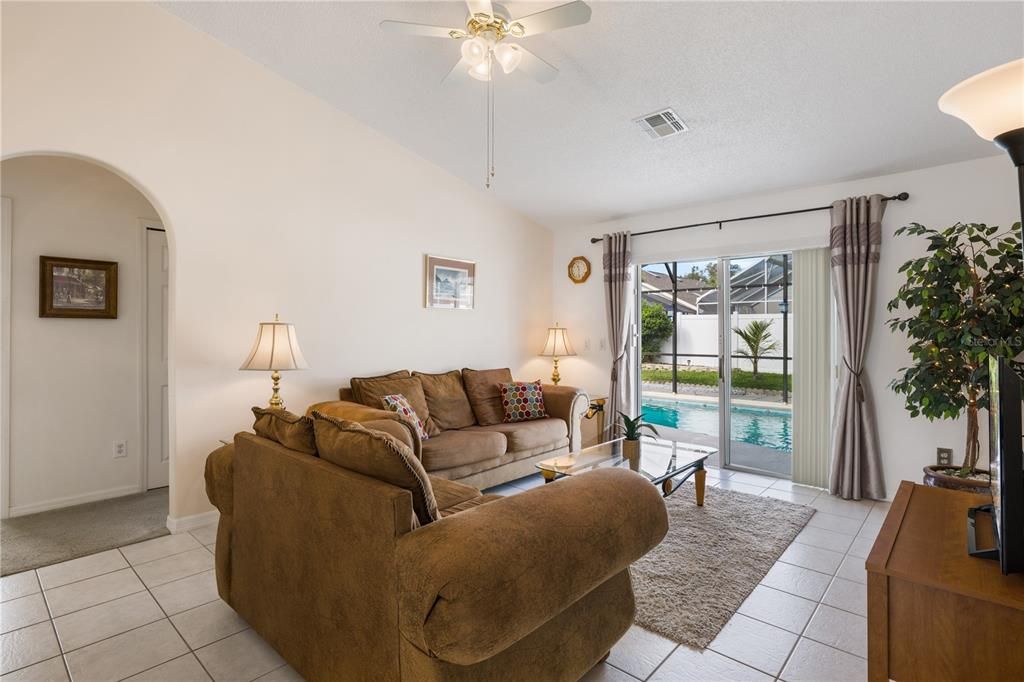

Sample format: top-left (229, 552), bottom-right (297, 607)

top-left (640, 643), bottom-right (679, 681)
top-left (117, 546), bottom-right (222, 682)
top-left (31, 539), bottom-right (206, 595)
top-left (772, 504), bottom-right (871, 680)
top-left (39, 569), bottom-right (74, 682)
top-left (604, 659), bottom-right (643, 681)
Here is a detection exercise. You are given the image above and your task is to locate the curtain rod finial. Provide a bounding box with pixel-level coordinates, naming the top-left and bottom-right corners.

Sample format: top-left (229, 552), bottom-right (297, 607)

top-left (895, 192), bottom-right (910, 201)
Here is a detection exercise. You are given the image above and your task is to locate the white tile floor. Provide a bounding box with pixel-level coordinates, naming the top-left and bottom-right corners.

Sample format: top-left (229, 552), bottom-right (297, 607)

top-left (0, 468), bottom-right (885, 681)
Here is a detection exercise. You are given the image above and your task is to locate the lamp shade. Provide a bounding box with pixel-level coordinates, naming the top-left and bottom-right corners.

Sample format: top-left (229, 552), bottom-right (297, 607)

top-left (239, 316), bottom-right (309, 371)
top-left (539, 324), bottom-right (576, 357)
top-left (938, 58), bottom-right (1024, 141)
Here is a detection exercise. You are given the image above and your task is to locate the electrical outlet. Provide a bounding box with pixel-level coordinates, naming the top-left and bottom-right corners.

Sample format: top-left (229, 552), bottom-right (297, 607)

top-left (113, 440), bottom-right (127, 459)
top-left (937, 447), bottom-right (953, 467)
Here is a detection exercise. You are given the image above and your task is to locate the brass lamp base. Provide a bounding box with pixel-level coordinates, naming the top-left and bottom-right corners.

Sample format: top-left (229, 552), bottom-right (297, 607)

top-left (269, 370), bottom-right (285, 410)
top-left (550, 356), bottom-right (561, 386)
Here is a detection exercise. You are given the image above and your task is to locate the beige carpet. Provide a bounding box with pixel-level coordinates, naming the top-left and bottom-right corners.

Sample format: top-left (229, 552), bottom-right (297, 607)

top-left (631, 483), bottom-right (814, 648)
top-left (1, 488), bottom-right (169, 575)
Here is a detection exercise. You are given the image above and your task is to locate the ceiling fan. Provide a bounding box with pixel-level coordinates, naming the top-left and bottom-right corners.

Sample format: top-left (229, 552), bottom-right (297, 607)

top-left (380, 0), bottom-right (592, 84)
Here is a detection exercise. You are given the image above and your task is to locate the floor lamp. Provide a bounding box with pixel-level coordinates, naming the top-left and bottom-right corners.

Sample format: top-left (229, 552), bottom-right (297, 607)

top-left (939, 58), bottom-right (1024, 248)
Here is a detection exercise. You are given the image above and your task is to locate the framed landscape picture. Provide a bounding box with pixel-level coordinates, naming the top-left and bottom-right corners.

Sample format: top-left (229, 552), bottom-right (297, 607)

top-left (425, 255), bottom-right (475, 310)
top-left (39, 256), bottom-right (118, 319)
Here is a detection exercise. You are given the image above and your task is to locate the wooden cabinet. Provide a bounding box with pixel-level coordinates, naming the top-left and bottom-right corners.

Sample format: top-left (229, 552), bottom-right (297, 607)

top-left (867, 481), bottom-right (1024, 681)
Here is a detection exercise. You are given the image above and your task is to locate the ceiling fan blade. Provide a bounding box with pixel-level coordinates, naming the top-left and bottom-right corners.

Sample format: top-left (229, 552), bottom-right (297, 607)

top-left (379, 20), bottom-right (463, 39)
top-left (515, 47), bottom-right (559, 84)
top-left (442, 57), bottom-right (470, 83)
top-left (466, 0), bottom-right (494, 20)
top-left (510, 0), bottom-right (591, 37)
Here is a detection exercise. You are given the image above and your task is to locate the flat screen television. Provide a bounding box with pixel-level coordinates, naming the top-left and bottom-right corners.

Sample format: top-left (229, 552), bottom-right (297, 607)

top-left (984, 356), bottom-right (1024, 574)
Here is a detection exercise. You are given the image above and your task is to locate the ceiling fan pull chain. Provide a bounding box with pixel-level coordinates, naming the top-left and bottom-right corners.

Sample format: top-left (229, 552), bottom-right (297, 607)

top-left (490, 52), bottom-right (495, 184)
top-left (485, 51), bottom-right (494, 188)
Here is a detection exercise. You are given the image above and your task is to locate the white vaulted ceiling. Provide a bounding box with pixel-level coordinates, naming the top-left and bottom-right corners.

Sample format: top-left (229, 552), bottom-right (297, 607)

top-left (160, 1), bottom-right (1023, 228)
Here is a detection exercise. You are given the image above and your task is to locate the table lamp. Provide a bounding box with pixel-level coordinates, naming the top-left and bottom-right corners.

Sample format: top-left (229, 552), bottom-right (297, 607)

top-left (239, 314), bottom-right (308, 410)
top-left (539, 323), bottom-right (576, 385)
top-left (939, 58), bottom-right (1024, 249)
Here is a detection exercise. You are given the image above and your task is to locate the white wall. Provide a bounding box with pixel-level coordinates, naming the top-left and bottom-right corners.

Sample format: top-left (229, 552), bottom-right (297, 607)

top-left (648, 313), bottom-right (794, 375)
top-left (1, 156), bottom-right (160, 514)
top-left (552, 155), bottom-right (1019, 498)
top-left (2, 2), bottom-right (554, 522)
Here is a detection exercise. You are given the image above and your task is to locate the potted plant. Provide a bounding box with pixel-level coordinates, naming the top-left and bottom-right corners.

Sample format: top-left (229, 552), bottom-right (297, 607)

top-left (887, 221), bottom-right (1024, 492)
top-left (617, 412), bottom-right (660, 466)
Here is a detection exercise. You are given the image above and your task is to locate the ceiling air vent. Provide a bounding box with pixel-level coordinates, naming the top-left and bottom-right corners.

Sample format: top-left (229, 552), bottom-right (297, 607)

top-left (635, 108), bottom-right (688, 139)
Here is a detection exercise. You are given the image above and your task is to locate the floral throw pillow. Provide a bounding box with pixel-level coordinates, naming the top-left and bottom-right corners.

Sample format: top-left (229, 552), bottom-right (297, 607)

top-left (500, 381), bottom-right (546, 423)
top-left (381, 394), bottom-right (430, 440)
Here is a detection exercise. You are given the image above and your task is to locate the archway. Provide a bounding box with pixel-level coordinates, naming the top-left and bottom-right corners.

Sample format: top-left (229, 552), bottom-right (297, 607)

top-left (1, 152), bottom-right (178, 571)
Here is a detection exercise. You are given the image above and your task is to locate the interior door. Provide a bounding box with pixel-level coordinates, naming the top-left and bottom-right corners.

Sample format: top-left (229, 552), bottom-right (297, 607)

top-left (146, 228), bottom-right (169, 489)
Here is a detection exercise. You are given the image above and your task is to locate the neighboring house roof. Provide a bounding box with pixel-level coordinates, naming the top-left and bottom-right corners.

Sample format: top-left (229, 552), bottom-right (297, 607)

top-left (643, 258), bottom-right (789, 314)
top-left (696, 257), bottom-right (788, 311)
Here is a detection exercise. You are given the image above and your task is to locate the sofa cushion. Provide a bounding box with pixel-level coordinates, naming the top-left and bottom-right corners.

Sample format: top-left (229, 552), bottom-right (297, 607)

top-left (420, 429), bottom-right (506, 472)
top-left (360, 417), bottom-right (417, 452)
top-left (251, 407), bottom-right (317, 455)
top-left (429, 476), bottom-right (481, 511)
top-left (352, 376), bottom-right (440, 436)
top-left (467, 418), bottom-right (568, 455)
top-left (381, 394), bottom-right (431, 440)
top-left (462, 367), bottom-right (513, 426)
top-left (439, 494), bottom-right (503, 518)
top-left (311, 411), bottom-right (439, 526)
top-left (413, 370), bottom-right (476, 431)
top-left (348, 369), bottom-right (410, 402)
top-left (499, 380), bottom-right (547, 423)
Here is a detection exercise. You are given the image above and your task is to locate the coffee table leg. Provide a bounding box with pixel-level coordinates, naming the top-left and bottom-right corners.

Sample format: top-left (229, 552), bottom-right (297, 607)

top-left (695, 468), bottom-right (706, 506)
top-left (541, 470), bottom-right (557, 484)
top-left (661, 479), bottom-right (673, 496)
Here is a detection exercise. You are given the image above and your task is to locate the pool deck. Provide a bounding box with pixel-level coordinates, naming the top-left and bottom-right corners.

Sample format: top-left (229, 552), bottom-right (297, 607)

top-left (642, 388), bottom-right (792, 412)
top-left (642, 391), bottom-right (792, 478)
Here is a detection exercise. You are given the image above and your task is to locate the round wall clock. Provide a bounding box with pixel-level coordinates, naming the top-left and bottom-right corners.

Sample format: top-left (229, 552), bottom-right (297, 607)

top-left (568, 256), bottom-right (591, 284)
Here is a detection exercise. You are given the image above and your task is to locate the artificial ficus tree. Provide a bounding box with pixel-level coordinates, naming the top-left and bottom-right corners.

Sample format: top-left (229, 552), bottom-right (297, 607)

top-left (887, 221), bottom-right (1024, 476)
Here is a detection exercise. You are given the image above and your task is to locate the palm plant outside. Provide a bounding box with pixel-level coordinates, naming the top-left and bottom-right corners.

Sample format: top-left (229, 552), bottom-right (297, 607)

top-left (733, 320), bottom-right (778, 378)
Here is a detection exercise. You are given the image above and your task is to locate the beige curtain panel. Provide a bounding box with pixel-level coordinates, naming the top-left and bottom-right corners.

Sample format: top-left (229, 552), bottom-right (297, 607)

top-left (829, 194), bottom-right (886, 500)
top-left (792, 247), bottom-right (832, 489)
top-left (603, 232), bottom-right (635, 436)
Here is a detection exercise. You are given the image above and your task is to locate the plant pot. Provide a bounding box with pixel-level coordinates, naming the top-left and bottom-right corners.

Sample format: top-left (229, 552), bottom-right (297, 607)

top-left (623, 439), bottom-right (640, 472)
top-left (922, 465), bottom-right (991, 494)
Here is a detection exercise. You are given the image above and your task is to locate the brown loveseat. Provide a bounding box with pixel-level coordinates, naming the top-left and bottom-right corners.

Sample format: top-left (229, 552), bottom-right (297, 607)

top-left (205, 418), bottom-right (668, 681)
top-left (309, 368), bottom-right (590, 490)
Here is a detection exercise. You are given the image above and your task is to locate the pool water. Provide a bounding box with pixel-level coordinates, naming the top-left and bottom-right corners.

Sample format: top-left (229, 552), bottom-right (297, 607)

top-left (642, 398), bottom-right (792, 452)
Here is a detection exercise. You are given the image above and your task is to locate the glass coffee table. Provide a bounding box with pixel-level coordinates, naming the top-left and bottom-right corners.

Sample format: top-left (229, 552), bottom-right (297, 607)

top-left (537, 437), bottom-right (716, 505)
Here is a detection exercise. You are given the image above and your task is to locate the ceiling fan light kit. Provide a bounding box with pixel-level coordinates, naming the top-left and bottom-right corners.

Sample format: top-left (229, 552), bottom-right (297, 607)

top-left (380, 0), bottom-right (591, 188)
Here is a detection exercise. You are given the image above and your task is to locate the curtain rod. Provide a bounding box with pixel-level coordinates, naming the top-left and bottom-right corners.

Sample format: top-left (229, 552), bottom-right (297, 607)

top-left (588, 192), bottom-right (910, 244)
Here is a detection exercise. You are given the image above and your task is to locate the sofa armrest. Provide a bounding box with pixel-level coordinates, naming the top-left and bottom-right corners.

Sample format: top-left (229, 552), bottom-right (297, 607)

top-left (542, 384), bottom-right (589, 451)
top-left (204, 442), bottom-right (235, 514)
top-left (396, 468), bottom-right (668, 665)
top-left (307, 400), bottom-right (422, 459)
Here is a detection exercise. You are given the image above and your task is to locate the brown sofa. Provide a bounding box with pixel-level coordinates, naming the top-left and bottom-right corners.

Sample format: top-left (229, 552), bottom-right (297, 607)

top-left (205, 424), bottom-right (668, 681)
top-left (309, 368), bottom-right (590, 491)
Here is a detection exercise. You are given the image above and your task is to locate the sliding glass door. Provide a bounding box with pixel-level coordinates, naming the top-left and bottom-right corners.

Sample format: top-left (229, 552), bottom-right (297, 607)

top-left (639, 254), bottom-right (793, 477)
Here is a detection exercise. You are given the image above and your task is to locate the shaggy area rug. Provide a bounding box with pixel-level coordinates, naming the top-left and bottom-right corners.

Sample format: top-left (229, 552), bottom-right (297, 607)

top-left (631, 482), bottom-right (814, 648)
top-left (1, 488), bottom-right (169, 575)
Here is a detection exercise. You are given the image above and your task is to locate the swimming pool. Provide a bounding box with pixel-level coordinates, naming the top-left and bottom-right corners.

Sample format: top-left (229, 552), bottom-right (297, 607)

top-left (641, 397), bottom-right (792, 452)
